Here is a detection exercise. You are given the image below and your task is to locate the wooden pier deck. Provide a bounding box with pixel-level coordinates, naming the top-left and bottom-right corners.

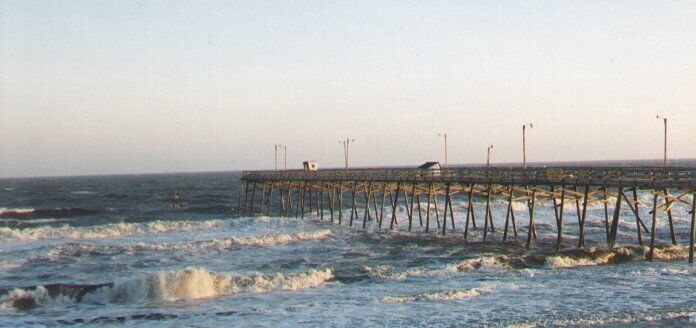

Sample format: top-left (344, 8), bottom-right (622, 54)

top-left (239, 166), bottom-right (696, 263)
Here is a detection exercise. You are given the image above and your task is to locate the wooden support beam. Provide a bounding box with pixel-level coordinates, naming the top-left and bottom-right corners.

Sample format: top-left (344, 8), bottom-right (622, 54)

top-left (526, 188), bottom-right (537, 249)
top-left (690, 192), bottom-right (695, 263)
top-left (329, 184), bottom-right (335, 223)
top-left (648, 189), bottom-right (659, 261)
top-left (464, 184), bottom-right (474, 238)
top-left (608, 187), bottom-right (624, 248)
top-left (249, 182), bottom-right (257, 215)
top-left (350, 181), bottom-right (358, 226)
top-left (403, 188), bottom-right (412, 224)
top-left (603, 186), bottom-right (609, 241)
top-left (279, 184), bottom-right (285, 216)
top-left (317, 187), bottom-right (322, 216)
top-left (625, 189), bottom-right (642, 245)
top-left (448, 191), bottom-right (455, 230)
top-left (441, 183), bottom-right (451, 235)
top-left (363, 182), bottom-right (372, 229)
top-left (319, 183), bottom-right (324, 220)
top-left (259, 184), bottom-right (267, 215)
top-left (371, 187), bottom-right (379, 222)
top-left (425, 184), bottom-right (432, 233)
top-left (408, 183), bottom-right (416, 231)
top-left (470, 184), bottom-right (477, 229)
top-left (483, 184), bottom-right (492, 241)
top-left (265, 186), bottom-right (272, 215)
top-left (388, 191), bottom-right (395, 224)
top-left (379, 184), bottom-right (388, 228)
top-left (551, 186), bottom-right (560, 227)
top-left (300, 183), bottom-right (306, 218)
top-left (556, 186), bottom-right (566, 252)
top-left (288, 184), bottom-right (294, 216)
top-left (663, 188), bottom-right (678, 245)
top-left (416, 194), bottom-right (423, 227)
top-left (503, 187), bottom-right (514, 241)
top-left (433, 190), bottom-right (441, 229)
top-left (578, 186), bottom-right (589, 248)
top-left (237, 181), bottom-right (244, 215)
top-left (574, 186), bottom-right (582, 231)
top-left (390, 182), bottom-right (401, 230)
top-left (338, 183), bottom-right (344, 223)
top-left (295, 184), bottom-right (302, 218)
top-left (242, 180), bottom-right (250, 215)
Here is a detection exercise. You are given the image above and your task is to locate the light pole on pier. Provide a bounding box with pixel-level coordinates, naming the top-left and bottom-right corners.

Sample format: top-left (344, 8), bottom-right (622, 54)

top-left (656, 115), bottom-right (668, 168)
top-left (437, 132), bottom-right (448, 168)
top-left (275, 144), bottom-right (287, 171)
top-left (522, 123), bottom-right (533, 169)
top-left (274, 144), bottom-right (280, 171)
top-left (487, 145), bottom-right (494, 168)
top-left (339, 138), bottom-right (355, 170)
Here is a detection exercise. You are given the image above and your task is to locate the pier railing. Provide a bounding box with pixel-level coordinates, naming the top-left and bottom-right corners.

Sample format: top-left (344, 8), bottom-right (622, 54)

top-left (242, 166), bottom-right (696, 188)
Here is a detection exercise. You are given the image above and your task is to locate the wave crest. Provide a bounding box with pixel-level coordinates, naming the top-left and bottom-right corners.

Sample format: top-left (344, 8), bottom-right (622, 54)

top-left (51, 230), bottom-right (333, 256)
top-left (86, 267), bottom-right (334, 303)
top-left (1, 267), bottom-right (333, 310)
top-left (0, 208), bottom-right (35, 217)
top-left (377, 288), bottom-right (483, 303)
top-left (0, 220), bottom-right (224, 242)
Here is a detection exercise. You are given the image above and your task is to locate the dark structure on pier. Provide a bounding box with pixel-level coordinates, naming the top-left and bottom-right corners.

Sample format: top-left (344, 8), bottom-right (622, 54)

top-left (239, 166), bottom-right (696, 263)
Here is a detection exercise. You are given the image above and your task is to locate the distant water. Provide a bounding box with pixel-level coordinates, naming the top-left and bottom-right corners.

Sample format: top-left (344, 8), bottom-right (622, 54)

top-left (1, 171), bottom-right (695, 327)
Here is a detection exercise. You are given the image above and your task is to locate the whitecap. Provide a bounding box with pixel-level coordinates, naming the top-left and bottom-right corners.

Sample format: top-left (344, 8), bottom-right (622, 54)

top-left (0, 219), bottom-right (225, 242)
top-left (376, 288), bottom-right (483, 303)
top-left (86, 267), bottom-right (334, 303)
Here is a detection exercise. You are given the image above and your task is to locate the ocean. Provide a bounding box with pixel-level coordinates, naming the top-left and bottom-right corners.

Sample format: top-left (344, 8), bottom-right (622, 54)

top-left (1, 171), bottom-right (695, 327)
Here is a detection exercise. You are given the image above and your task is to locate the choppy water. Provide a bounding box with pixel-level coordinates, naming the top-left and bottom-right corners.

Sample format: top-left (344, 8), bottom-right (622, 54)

top-left (1, 172), bottom-right (695, 327)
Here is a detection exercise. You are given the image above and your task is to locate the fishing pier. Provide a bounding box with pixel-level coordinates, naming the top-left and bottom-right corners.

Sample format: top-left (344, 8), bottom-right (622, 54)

top-left (238, 166), bottom-right (696, 263)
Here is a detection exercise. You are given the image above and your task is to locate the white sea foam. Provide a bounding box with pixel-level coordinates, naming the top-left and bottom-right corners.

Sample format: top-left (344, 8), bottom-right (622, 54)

top-left (377, 288), bottom-right (483, 303)
top-left (70, 191), bottom-right (98, 195)
top-left (364, 256), bottom-right (512, 281)
top-left (0, 208), bottom-right (35, 216)
top-left (544, 255), bottom-right (604, 268)
top-left (0, 220), bottom-right (225, 242)
top-left (51, 229), bottom-right (332, 255)
top-left (1, 267), bottom-right (333, 309)
top-left (86, 267), bottom-right (333, 303)
top-left (0, 286), bottom-right (72, 309)
top-left (451, 256), bottom-right (511, 272)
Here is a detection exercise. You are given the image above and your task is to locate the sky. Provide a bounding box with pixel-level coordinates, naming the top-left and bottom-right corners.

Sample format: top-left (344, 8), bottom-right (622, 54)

top-left (1, 1), bottom-right (695, 178)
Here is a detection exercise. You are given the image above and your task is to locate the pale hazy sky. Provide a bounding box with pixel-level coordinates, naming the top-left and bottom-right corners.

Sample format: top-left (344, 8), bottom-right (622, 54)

top-left (1, 1), bottom-right (694, 178)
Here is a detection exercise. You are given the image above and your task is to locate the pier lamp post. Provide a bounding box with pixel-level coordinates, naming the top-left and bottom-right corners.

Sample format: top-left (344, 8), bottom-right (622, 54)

top-left (339, 138), bottom-right (355, 170)
top-left (437, 132), bottom-right (448, 168)
top-left (274, 144), bottom-right (281, 171)
top-left (522, 123), bottom-right (533, 169)
top-left (487, 145), bottom-right (494, 168)
top-left (275, 144), bottom-right (287, 171)
top-left (656, 115), bottom-right (668, 168)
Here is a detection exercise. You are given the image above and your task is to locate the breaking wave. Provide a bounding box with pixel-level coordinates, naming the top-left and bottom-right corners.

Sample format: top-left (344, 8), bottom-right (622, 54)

top-left (377, 288), bottom-right (483, 303)
top-left (545, 245), bottom-right (692, 268)
top-left (0, 208), bottom-right (35, 217)
top-left (451, 256), bottom-right (514, 271)
top-left (50, 229), bottom-right (333, 256)
top-left (1, 267), bottom-right (333, 310)
top-left (364, 245), bottom-right (694, 281)
top-left (0, 219), bottom-right (225, 242)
